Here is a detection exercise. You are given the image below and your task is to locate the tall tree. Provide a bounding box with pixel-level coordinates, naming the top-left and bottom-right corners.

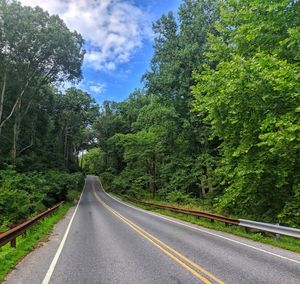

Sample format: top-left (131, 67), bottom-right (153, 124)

top-left (192, 0), bottom-right (300, 223)
top-left (55, 88), bottom-right (98, 171)
top-left (0, 0), bottom-right (84, 158)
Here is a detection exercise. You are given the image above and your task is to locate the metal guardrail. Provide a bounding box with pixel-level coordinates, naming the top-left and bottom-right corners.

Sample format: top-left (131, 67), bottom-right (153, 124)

top-left (0, 201), bottom-right (64, 248)
top-left (125, 196), bottom-right (239, 225)
top-left (239, 219), bottom-right (300, 239)
top-left (125, 196), bottom-right (300, 239)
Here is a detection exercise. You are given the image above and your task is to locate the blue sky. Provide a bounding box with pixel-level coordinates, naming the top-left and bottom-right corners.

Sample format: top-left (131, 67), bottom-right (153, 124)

top-left (21, 0), bottom-right (181, 104)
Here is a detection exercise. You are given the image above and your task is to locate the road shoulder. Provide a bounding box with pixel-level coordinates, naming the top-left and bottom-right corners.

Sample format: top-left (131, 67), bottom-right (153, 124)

top-left (4, 207), bottom-right (75, 284)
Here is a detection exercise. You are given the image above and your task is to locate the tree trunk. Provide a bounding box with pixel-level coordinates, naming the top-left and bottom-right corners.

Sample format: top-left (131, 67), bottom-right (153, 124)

top-left (11, 98), bottom-right (22, 165)
top-left (11, 98), bottom-right (33, 164)
top-left (0, 74), bottom-right (7, 138)
top-left (199, 178), bottom-right (207, 198)
top-left (0, 71), bottom-right (34, 139)
top-left (80, 152), bottom-right (84, 169)
top-left (150, 153), bottom-right (156, 199)
top-left (12, 120), bottom-right (17, 165)
top-left (64, 127), bottom-right (70, 171)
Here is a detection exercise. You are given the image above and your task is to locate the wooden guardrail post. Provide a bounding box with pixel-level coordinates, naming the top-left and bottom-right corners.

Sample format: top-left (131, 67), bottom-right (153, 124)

top-left (10, 238), bottom-right (16, 248)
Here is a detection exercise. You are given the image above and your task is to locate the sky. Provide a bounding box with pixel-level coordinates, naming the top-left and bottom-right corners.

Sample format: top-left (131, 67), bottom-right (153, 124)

top-left (19, 0), bottom-right (181, 104)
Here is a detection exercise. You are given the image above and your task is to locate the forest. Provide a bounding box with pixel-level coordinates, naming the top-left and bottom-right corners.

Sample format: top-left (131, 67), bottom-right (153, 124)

top-left (0, 0), bottom-right (299, 230)
top-left (83, 0), bottom-right (300, 227)
top-left (0, 0), bottom-right (97, 230)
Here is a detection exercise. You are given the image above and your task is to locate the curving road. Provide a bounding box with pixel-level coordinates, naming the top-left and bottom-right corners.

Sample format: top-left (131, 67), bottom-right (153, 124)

top-left (6, 176), bottom-right (300, 284)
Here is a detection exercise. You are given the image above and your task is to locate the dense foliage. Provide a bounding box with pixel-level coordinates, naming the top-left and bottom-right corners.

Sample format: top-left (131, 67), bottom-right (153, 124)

top-left (0, 1), bottom-right (97, 229)
top-left (192, 0), bottom-right (300, 224)
top-left (84, 0), bottom-right (300, 226)
top-left (0, 0), bottom-right (99, 171)
top-left (1, 0), bottom-right (299, 229)
top-left (0, 168), bottom-right (84, 231)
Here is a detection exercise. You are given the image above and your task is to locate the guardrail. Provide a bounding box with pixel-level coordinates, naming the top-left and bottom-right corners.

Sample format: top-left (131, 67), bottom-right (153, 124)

top-left (125, 196), bottom-right (239, 225)
top-left (239, 219), bottom-right (300, 239)
top-left (124, 196), bottom-right (300, 239)
top-left (0, 201), bottom-right (64, 248)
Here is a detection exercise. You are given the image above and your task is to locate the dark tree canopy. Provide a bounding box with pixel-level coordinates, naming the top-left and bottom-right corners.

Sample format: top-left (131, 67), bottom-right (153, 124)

top-left (0, 1), bottom-right (94, 230)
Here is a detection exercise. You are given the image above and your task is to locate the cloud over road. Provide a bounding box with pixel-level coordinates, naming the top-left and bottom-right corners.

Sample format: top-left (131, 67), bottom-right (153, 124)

top-left (20, 0), bottom-right (151, 72)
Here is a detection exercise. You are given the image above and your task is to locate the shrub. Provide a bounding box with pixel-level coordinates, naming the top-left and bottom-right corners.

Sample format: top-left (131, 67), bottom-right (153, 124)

top-left (0, 168), bottom-right (84, 230)
top-left (166, 191), bottom-right (194, 204)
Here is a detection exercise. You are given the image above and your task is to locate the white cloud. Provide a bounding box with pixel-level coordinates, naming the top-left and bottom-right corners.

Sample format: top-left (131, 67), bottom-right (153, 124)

top-left (89, 82), bottom-right (106, 94)
top-left (76, 80), bottom-right (107, 98)
top-left (57, 79), bottom-right (106, 98)
top-left (20, 0), bottom-right (151, 72)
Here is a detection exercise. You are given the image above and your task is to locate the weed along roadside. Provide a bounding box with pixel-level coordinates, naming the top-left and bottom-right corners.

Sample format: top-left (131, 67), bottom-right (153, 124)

top-left (0, 203), bottom-right (72, 282)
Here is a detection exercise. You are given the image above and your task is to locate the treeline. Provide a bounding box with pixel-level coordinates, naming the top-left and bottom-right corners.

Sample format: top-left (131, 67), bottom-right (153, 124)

top-left (84, 0), bottom-right (300, 226)
top-left (0, 0), bottom-right (97, 229)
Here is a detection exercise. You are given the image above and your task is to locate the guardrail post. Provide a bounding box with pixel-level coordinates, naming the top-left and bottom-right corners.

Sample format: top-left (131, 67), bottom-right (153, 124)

top-left (0, 201), bottom-right (64, 250)
top-left (275, 223), bottom-right (280, 240)
top-left (10, 238), bottom-right (16, 248)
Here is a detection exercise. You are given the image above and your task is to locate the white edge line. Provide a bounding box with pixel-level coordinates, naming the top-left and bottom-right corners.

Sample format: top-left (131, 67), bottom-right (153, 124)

top-left (99, 184), bottom-right (300, 265)
top-left (42, 181), bottom-right (86, 284)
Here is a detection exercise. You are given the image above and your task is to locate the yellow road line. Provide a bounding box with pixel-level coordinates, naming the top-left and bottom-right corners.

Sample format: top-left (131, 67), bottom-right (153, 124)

top-left (94, 187), bottom-right (224, 284)
top-left (93, 188), bottom-right (211, 284)
top-left (93, 186), bottom-right (224, 284)
top-left (105, 198), bottom-right (224, 284)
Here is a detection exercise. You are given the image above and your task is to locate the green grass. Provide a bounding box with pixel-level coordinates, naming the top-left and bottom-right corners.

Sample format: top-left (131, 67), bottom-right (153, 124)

top-left (0, 203), bottom-right (72, 283)
top-left (113, 194), bottom-right (300, 254)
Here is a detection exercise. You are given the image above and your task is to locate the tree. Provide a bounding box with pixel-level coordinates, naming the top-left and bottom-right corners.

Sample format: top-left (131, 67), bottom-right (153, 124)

top-left (0, 0), bottom-right (84, 156)
top-left (208, 0), bottom-right (299, 62)
top-left (192, 0), bottom-right (300, 223)
top-left (91, 1), bottom-right (221, 201)
top-left (0, 1), bottom-right (95, 230)
top-left (141, 0), bottom-right (221, 198)
top-left (143, 0), bottom-right (220, 111)
top-left (82, 148), bottom-right (105, 175)
top-left (55, 88), bottom-right (98, 171)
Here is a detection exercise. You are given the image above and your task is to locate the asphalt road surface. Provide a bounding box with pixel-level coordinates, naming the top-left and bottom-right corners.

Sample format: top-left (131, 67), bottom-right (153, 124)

top-left (7, 176), bottom-right (300, 284)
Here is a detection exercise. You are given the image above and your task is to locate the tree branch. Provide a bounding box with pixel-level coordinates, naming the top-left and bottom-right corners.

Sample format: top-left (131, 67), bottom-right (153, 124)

top-left (18, 140), bottom-right (34, 155)
top-left (0, 69), bottom-right (37, 130)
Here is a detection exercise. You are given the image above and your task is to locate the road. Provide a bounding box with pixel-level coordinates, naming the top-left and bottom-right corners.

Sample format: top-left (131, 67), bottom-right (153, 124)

top-left (6, 176), bottom-right (300, 284)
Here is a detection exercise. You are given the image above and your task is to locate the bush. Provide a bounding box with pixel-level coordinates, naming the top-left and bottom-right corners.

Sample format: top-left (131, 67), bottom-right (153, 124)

top-left (0, 188), bottom-right (31, 230)
top-left (67, 190), bottom-right (81, 203)
top-left (100, 171), bottom-right (115, 191)
top-left (166, 191), bottom-right (194, 204)
top-left (278, 185), bottom-right (300, 227)
top-left (0, 168), bottom-right (84, 230)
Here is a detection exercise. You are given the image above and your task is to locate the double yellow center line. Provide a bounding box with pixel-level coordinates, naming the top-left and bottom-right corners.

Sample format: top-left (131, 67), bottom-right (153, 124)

top-left (93, 186), bottom-right (224, 284)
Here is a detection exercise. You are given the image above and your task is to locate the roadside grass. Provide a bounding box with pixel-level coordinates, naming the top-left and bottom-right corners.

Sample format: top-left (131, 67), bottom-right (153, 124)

top-left (0, 203), bottom-right (72, 283)
top-left (113, 194), bottom-right (300, 254)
